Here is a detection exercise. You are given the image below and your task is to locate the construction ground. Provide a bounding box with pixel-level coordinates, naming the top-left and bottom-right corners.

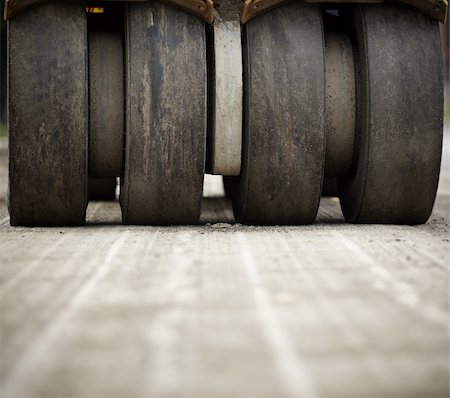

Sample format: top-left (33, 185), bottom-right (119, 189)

top-left (0, 129), bottom-right (449, 398)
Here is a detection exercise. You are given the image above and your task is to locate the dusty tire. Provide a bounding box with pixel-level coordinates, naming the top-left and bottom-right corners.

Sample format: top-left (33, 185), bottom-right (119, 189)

top-left (338, 4), bottom-right (443, 224)
top-left (89, 30), bottom-right (124, 178)
top-left (229, 2), bottom-right (325, 225)
top-left (121, 2), bottom-right (207, 225)
top-left (8, 2), bottom-right (88, 226)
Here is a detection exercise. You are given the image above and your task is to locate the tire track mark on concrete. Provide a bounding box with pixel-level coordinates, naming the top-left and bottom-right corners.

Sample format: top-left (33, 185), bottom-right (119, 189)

top-left (237, 232), bottom-right (318, 398)
top-left (0, 232), bottom-right (75, 297)
top-left (0, 202), bottom-right (111, 297)
top-left (142, 231), bottom-right (200, 396)
top-left (332, 231), bottom-right (447, 325)
top-left (1, 229), bottom-right (107, 382)
top-left (277, 230), bottom-right (412, 392)
top-left (1, 231), bottom-right (129, 397)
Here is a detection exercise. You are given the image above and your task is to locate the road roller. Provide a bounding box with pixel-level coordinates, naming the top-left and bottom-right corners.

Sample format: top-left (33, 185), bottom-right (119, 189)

top-left (4, 0), bottom-right (447, 226)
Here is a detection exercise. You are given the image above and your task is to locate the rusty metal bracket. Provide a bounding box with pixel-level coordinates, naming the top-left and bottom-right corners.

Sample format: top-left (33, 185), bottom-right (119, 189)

top-left (4, 0), bottom-right (213, 22)
top-left (394, 0), bottom-right (448, 23)
top-left (241, 0), bottom-right (447, 23)
top-left (241, 0), bottom-right (286, 23)
top-left (168, 0), bottom-right (213, 22)
top-left (4, 0), bottom-right (41, 20)
top-left (4, 0), bottom-right (447, 29)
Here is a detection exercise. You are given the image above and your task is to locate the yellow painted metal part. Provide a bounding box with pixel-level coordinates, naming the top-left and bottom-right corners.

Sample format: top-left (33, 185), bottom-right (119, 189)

top-left (85, 6), bottom-right (105, 13)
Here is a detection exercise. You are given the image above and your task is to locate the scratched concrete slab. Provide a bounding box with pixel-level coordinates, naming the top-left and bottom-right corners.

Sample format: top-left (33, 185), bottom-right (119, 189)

top-left (0, 132), bottom-right (449, 398)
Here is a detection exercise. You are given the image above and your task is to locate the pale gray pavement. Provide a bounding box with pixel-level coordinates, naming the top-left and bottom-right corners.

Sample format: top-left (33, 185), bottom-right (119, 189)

top-left (0, 130), bottom-right (449, 398)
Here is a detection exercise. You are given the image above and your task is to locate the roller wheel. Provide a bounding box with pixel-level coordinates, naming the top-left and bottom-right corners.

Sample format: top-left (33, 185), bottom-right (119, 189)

top-left (121, 2), bottom-right (207, 225)
top-left (228, 2), bottom-right (325, 225)
top-left (338, 4), bottom-right (443, 224)
top-left (8, 2), bottom-right (88, 226)
top-left (89, 30), bottom-right (124, 179)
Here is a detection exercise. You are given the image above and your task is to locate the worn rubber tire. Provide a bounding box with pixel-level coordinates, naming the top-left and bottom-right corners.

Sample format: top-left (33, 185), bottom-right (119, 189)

top-left (89, 30), bottom-right (124, 178)
top-left (228, 2), bottom-right (325, 225)
top-left (8, 2), bottom-right (88, 226)
top-left (338, 4), bottom-right (443, 224)
top-left (121, 2), bottom-right (207, 225)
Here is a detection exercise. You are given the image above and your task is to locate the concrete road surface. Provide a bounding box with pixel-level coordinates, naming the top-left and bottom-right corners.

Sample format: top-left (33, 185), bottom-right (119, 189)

top-left (0, 131), bottom-right (449, 398)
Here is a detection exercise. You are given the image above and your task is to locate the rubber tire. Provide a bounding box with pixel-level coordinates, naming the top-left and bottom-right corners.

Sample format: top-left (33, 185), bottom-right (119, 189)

top-left (8, 2), bottom-right (88, 226)
top-left (228, 2), bottom-right (326, 225)
top-left (338, 4), bottom-right (443, 224)
top-left (121, 2), bottom-right (207, 225)
top-left (89, 31), bottom-right (124, 178)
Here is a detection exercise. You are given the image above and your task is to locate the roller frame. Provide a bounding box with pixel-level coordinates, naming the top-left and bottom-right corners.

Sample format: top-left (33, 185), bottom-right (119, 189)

top-left (4, 0), bottom-right (447, 23)
top-left (88, 30), bottom-right (124, 179)
top-left (4, 0), bottom-right (214, 22)
top-left (242, 0), bottom-right (447, 22)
